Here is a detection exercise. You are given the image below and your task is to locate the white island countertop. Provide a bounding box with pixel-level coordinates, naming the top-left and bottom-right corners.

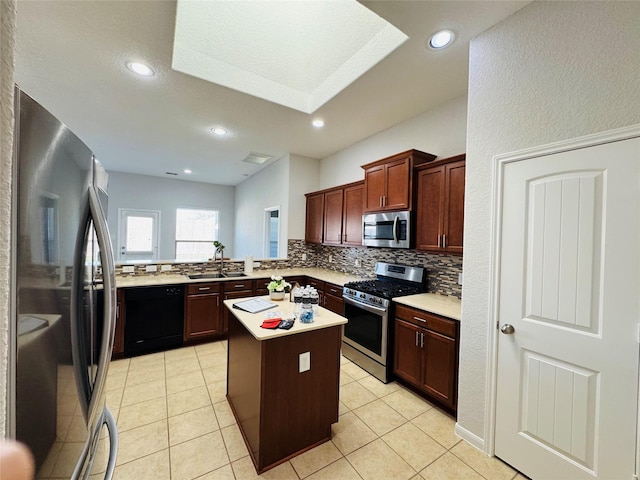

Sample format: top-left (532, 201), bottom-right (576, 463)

top-left (223, 296), bottom-right (347, 341)
top-left (393, 293), bottom-right (462, 321)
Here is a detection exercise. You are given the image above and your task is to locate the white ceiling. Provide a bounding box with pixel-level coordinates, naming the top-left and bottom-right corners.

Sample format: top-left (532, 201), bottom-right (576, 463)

top-left (14, 0), bottom-right (529, 186)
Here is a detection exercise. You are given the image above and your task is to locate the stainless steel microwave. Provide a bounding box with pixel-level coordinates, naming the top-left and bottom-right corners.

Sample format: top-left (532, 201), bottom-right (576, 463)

top-left (362, 211), bottom-right (411, 248)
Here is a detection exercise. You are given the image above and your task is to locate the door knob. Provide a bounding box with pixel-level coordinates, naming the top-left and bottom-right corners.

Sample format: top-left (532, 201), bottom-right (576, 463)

top-left (500, 324), bottom-right (515, 335)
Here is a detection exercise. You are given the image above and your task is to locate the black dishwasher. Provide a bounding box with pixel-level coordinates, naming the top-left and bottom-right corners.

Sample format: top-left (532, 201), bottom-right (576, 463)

top-left (124, 285), bottom-right (184, 356)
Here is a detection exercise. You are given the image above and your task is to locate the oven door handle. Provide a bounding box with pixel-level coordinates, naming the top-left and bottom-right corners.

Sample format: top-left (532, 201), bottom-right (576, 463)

top-left (343, 295), bottom-right (388, 315)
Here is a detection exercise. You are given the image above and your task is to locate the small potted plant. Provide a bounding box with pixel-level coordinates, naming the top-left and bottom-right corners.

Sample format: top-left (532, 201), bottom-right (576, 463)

top-left (267, 275), bottom-right (290, 301)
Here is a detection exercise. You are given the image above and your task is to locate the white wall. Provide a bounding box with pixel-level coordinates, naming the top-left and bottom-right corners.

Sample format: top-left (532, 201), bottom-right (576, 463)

top-left (288, 154), bottom-right (321, 239)
top-left (107, 172), bottom-right (235, 260)
top-left (319, 96), bottom-right (467, 189)
top-left (460, 0), bottom-right (640, 443)
top-left (234, 155), bottom-right (290, 258)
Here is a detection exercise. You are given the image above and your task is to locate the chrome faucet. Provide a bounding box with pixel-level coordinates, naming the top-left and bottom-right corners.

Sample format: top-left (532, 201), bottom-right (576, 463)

top-left (213, 241), bottom-right (225, 275)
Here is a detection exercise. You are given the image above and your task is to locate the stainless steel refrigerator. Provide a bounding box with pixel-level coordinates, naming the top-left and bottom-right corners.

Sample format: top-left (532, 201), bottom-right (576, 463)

top-left (8, 87), bottom-right (118, 478)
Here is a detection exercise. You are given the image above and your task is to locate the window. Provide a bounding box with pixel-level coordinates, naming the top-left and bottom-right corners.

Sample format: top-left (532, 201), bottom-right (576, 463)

top-left (176, 208), bottom-right (219, 260)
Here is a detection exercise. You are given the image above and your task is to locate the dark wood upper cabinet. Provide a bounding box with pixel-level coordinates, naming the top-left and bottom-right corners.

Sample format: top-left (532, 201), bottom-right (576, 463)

top-left (415, 154), bottom-right (465, 255)
top-left (305, 181), bottom-right (364, 246)
top-left (304, 192), bottom-right (324, 244)
top-left (362, 149), bottom-right (436, 213)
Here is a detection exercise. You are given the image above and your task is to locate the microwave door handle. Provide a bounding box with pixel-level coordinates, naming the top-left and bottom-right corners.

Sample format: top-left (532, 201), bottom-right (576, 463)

top-left (393, 216), bottom-right (399, 243)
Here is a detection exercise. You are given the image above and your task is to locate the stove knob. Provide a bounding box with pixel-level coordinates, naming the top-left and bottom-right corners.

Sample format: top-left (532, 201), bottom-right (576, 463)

top-left (359, 293), bottom-right (365, 299)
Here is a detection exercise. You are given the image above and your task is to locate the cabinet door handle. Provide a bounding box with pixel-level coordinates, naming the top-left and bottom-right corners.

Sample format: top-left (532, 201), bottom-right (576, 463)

top-left (413, 316), bottom-right (427, 323)
top-left (415, 331), bottom-right (419, 347)
top-left (437, 235), bottom-right (441, 248)
top-left (420, 332), bottom-right (424, 348)
top-left (198, 287), bottom-right (211, 291)
top-left (443, 234), bottom-right (447, 248)
top-left (379, 196), bottom-right (383, 207)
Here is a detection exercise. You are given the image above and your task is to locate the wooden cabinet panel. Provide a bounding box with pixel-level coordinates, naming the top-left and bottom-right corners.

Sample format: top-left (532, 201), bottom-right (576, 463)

top-left (394, 319), bottom-right (422, 385)
top-left (422, 330), bottom-right (457, 407)
top-left (113, 290), bottom-right (125, 356)
top-left (362, 149), bottom-right (436, 213)
top-left (364, 164), bottom-right (386, 211)
top-left (385, 158), bottom-right (411, 210)
top-left (223, 289), bottom-right (254, 333)
top-left (305, 192), bottom-right (324, 244)
top-left (342, 183), bottom-right (364, 246)
top-left (323, 291), bottom-right (344, 315)
top-left (443, 161), bottom-right (466, 254)
top-left (187, 282), bottom-right (221, 295)
top-left (184, 292), bottom-right (221, 341)
top-left (415, 154), bottom-right (465, 254)
top-left (393, 304), bottom-right (459, 413)
top-left (323, 188), bottom-right (344, 245)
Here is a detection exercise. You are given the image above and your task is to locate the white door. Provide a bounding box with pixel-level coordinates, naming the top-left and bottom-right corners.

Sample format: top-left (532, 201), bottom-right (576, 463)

top-left (118, 209), bottom-right (159, 262)
top-left (494, 137), bottom-right (640, 479)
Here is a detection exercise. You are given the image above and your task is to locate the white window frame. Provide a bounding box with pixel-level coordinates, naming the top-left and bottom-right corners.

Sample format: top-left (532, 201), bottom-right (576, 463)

top-left (175, 207), bottom-right (220, 261)
top-left (117, 208), bottom-right (160, 261)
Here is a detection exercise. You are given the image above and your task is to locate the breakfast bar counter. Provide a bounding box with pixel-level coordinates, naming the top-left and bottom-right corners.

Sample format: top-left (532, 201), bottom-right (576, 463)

top-left (223, 297), bottom-right (347, 474)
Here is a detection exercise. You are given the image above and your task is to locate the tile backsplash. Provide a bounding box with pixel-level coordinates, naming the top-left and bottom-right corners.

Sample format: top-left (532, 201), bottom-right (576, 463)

top-left (116, 239), bottom-right (462, 299)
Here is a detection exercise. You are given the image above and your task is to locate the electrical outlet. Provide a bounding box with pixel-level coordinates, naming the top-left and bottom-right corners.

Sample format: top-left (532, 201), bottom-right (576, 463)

top-left (299, 352), bottom-right (310, 373)
top-left (301, 253), bottom-right (307, 261)
top-left (355, 259), bottom-right (361, 267)
top-left (458, 273), bottom-right (463, 285)
top-left (329, 255), bottom-right (333, 263)
top-left (161, 264), bottom-right (172, 271)
top-left (122, 266), bottom-right (135, 273)
top-left (145, 265), bottom-right (157, 272)
top-left (253, 261), bottom-right (261, 268)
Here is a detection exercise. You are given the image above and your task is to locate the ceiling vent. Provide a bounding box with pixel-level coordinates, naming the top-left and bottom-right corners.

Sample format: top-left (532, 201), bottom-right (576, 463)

top-left (242, 152), bottom-right (272, 165)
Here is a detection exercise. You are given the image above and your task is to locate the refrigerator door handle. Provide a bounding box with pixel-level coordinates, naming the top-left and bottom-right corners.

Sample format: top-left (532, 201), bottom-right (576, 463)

top-left (103, 408), bottom-right (118, 479)
top-left (86, 185), bottom-right (117, 426)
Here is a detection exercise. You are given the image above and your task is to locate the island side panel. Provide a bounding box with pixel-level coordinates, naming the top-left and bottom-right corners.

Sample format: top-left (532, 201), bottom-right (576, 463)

top-left (227, 314), bottom-right (262, 464)
top-left (259, 325), bottom-right (342, 471)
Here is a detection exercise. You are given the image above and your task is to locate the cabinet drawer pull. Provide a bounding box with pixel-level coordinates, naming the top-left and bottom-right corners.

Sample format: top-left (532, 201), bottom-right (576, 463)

top-left (413, 316), bottom-right (427, 323)
top-left (198, 287), bottom-right (211, 291)
top-left (234, 284), bottom-right (245, 288)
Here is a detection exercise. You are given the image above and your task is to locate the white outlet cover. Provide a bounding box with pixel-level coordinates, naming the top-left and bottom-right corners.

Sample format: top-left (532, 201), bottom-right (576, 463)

top-left (161, 265), bottom-right (172, 271)
top-left (302, 253), bottom-right (307, 261)
top-left (299, 352), bottom-right (310, 373)
top-left (122, 266), bottom-right (135, 273)
top-left (145, 265), bottom-right (158, 272)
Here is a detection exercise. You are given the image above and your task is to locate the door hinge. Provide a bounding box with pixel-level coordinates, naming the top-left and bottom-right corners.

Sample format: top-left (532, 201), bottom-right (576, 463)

top-left (637, 324), bottom-right (640, 344)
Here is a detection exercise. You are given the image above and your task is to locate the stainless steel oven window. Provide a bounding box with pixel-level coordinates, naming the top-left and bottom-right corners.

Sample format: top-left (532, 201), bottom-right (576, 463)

top-left (342, 296), bottom-right (388, 365)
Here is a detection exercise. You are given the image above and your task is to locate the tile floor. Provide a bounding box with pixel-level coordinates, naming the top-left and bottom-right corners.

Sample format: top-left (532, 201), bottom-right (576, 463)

top-left (106, 340), bottom-right (525, 480)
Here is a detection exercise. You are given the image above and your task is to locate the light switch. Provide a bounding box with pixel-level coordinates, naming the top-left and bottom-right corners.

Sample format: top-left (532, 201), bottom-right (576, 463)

top-left (299, 352), bottom-right (310, 373)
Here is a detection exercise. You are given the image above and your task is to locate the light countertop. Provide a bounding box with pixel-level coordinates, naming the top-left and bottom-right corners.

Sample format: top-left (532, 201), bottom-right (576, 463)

top-left (393, 293), bottom-right (461, 321)
top-left (115, 267), bottom-right (365, 288)
top-left (223, 296), bottom-right (347, 341)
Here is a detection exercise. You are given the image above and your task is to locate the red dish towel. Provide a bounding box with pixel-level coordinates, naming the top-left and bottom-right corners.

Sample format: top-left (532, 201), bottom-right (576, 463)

top-left (260, 318), bottom-right (281, 329)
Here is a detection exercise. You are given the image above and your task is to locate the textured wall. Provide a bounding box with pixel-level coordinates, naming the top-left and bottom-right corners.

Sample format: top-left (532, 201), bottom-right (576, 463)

top-left (460, 0), bottom-right (640, 442)
top-left (0, 0), bottom-right (17, 436)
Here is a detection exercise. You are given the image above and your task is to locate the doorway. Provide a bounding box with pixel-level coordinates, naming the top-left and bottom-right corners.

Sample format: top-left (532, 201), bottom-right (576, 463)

top-left (118, 209), bottom-right (159, 262)
top-left (488, 129), bottom-right (640, 479)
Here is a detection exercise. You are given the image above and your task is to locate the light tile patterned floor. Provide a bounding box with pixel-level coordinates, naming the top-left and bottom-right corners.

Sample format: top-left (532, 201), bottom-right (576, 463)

top-left (106, 340), bottom-right (525, 480)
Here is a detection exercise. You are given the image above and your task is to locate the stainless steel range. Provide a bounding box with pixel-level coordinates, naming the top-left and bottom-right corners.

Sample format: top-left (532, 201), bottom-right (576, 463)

top-left (342, 262), bottom-right (426, 383)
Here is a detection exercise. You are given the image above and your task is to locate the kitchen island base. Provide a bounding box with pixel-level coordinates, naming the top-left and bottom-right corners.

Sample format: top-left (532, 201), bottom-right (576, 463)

top-left (226, 313), bottom-right (342, 474)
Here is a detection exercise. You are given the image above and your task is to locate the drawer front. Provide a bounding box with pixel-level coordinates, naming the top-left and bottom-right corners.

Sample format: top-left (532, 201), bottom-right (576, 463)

top-left (306, 278), bottom-right (325, 290)
top-left (324, 282), bottom-right (342, 297)
top-left (187, 282), bottom-right (222, 295)
top-left (394, 304), bottom-right (457, 338)
top-left (223, 279), bottom-right (255, 292)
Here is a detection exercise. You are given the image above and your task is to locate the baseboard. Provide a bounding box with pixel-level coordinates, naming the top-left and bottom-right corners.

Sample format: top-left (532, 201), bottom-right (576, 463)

top-left (455, 422), bottom-right (485, 452)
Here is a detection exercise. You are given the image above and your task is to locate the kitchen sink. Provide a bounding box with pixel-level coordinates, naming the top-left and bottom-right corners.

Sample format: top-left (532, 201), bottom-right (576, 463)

top-left (222, 272), bottom-right (247, 278)
top-left (187, 272), bottom-right (222, 279)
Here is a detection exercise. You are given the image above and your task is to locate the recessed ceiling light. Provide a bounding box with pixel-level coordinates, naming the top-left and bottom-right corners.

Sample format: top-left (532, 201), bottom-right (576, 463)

top-left (184, 168), bottom-right (192, 174)
top-left (428, 30), bottom-right (455, 50)
top-left (210, 127), bottom-right (228, 136)
top-left (126, 61), bottom-right (155, 77)
top-left (312, 119), bottom-right (325, 128)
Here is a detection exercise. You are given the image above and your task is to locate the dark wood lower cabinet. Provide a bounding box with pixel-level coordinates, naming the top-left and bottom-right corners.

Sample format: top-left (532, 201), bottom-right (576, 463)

top-left (393, 304), bottom-right (459, 413)
top-left (227, 314), bottom-right (341, 473)
top-left (112, 290), bottom-right (125, 358)
top-left (184, 283), bottom-right (222, 341)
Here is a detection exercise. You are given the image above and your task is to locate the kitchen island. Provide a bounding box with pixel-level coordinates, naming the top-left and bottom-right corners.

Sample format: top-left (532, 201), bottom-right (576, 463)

top-left (223, 297), bottom-right (347, 474)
